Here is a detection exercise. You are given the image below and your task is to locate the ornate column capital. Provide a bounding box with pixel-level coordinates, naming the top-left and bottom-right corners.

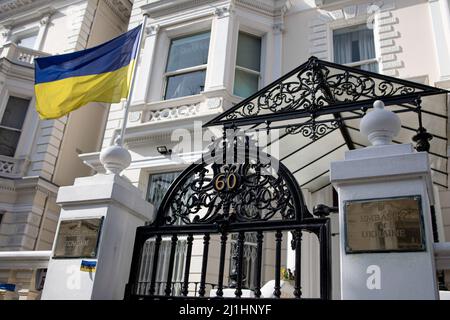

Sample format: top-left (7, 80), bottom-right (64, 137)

top-left (145, 24), bottom-right (160, 36)
top-left (214, 5), bottom-right (233, 18)
top-left (40, 15), bottom-right (51, 26)
top-left (272, 22), bottom-right (284, 34)
top-left (1, 28), bottom-right (10, 39)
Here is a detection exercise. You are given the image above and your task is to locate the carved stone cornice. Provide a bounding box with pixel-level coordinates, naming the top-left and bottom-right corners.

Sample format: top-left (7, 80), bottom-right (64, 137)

top-left (235, 0), bottom-right (292, 17)
top-left (142, 0), bottom-right (217, 18)
top-left (0, 4), bottom-right (55, 28)
top-left (0, 0), bottom-right (52, 20)
top-left (123, 127), bottom-right (174, 147)
top-left (141, 0), bottom-right (292, 18)
top-left (103, 0), bottom-right (133, 23)
top-left (0, 175), bottom-right (58, 196)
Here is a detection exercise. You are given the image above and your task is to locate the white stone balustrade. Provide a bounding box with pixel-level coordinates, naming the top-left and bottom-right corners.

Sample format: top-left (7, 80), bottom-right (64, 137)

top-left (0, 42), bottom-right (49, 67)
top-left (127, 92), bottom-right (234, 127)
top-left (0, 155), bottom-right (30, 178)
top-left (145, 103), bottom-right (200, 123)
top-left (128, 100), bottom-right (204, 126)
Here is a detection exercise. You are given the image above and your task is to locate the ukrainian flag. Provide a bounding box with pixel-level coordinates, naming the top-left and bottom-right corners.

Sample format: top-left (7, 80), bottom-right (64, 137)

top-left (80, 260), bottom-right (97, 273)
top-left (34, 25), bottom-right (142, 120)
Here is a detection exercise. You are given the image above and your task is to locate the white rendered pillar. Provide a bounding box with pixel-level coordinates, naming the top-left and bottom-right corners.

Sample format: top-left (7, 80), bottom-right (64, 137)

top-left (271, 23), bottom-right (283, 80)
top-left (35, 14), bottom-right (52, 51)
top-left (429, 0), bottom-right (450, 80)
top-left (42, 146), bottom-right (154, 300)
top-left (330, 101), bottom-right (439, 299)
top-left (204, 5), bottom-right (234, 92)
top-left (132, 24), bottom-right (159, 105)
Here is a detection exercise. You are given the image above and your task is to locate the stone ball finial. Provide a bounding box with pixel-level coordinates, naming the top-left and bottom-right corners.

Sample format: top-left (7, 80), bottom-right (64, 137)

top-left (99, 136), bottom-right (131, 175)
top-left (360, 100), bottom-right (401, 146)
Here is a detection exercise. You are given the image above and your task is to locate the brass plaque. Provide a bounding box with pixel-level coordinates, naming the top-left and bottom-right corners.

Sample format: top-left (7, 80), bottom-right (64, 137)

top-left (344, 196), bottom-right (425, 253)
top-left (53, 218), bottom-right (103, 259)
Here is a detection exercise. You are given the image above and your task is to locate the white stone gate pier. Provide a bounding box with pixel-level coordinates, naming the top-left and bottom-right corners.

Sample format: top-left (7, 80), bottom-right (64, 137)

top-left (331, 101), bottom-right (439, 299)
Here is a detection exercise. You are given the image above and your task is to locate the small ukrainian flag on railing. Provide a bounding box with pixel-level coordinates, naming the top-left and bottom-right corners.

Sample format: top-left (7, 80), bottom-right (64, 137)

top-left (80, 260), bottom-right (97, 273)
top-left (34, 25), bottom-right (142, 120)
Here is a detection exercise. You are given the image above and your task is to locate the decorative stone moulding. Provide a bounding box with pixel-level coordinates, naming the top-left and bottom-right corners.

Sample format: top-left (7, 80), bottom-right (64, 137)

top-left (128, 111), bottom-right (141, 123)
top-left (146, 24), bottom-right (160, 36)
top-left (0, 156), bottom-right (30, 178)
top-left (0, 158), bottom-right (14, 174)
top-left (207, 97), bottom-right (222, 109)
top-left (147, 103), bottom-right (200, 122)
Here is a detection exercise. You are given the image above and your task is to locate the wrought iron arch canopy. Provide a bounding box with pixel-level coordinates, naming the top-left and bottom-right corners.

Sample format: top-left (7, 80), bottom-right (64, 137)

top-left (204, 56), bottom-right (449, 132)
top-left (154, 137), bottom-right (313, 229)
top-left (203, 56), bottom-right (449, 192)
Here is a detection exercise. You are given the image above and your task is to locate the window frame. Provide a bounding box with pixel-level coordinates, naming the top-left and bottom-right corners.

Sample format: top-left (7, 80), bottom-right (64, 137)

top-left (15, 33), bottom-right (39, 49)
top-left (162, 31), bottom-right (211, 100)
top-left (233, 31), bottom-right (262, 98)
top-left (330, 21), bottom-right (380, 72)
top-left (146, 169), bottom-right (184, 208)
top-left (231, 27), bottom-right (265, 99)
top-left (9, 23), bottom-right (40, 50)
top-left (0, 92), bottom-right (32, 158)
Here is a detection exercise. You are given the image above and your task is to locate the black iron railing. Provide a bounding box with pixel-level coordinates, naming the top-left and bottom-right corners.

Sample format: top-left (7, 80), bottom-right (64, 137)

top-left (134, 281), bottom-right (218, 297)
top-left (125, 223), bottom-right (331, 300)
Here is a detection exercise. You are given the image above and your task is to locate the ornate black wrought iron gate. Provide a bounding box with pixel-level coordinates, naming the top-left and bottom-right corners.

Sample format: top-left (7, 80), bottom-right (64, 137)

top-left (125, 139), bottom-right (332, 300)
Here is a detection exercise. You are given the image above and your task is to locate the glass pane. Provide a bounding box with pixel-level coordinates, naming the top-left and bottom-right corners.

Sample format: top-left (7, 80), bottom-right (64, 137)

top-left (236, 32), bottom-right (261, 71)
top-left (165, 70), bottom-right (206, 100)
top-left (333, 24), bottom-right (376, 64)
top-left (147, 171), bottom-right (182, 210)
top-left (361, 62), bottom-right (379, 73)
top-left (1, 96), bottom-right (30, 129)
top-left (233, 69), bottom-right (259, 98)
top-left (17, 34), bottom-right (37, 49)
top-left (0, 128), bottom-right (20, 157)
top-left (353, 62), bottom-right (379, 73)
top-left (166, 32), bottom-right (210, 72)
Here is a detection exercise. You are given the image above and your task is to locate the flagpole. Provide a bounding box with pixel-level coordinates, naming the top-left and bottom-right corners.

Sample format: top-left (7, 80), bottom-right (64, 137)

top-left (117, 14), bottom-right (148, 147)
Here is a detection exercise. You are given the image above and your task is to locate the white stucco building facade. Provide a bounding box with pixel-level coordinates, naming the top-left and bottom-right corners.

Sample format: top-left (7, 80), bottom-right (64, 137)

top-left (1, 0), bottom-right (450, 300)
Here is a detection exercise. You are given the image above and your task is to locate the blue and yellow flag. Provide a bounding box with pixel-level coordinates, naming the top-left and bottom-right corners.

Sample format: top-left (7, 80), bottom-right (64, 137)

top-left (80, 260), bottom-right (97, 273)
top-left (34, 25), bottom-right (142, 119)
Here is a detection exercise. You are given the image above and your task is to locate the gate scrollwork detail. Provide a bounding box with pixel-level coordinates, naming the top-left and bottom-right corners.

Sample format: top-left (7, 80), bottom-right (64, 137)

top-left (156, 138), bottom-right (310, 226)
top-left (161, 160), bottom-right (308, 226)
